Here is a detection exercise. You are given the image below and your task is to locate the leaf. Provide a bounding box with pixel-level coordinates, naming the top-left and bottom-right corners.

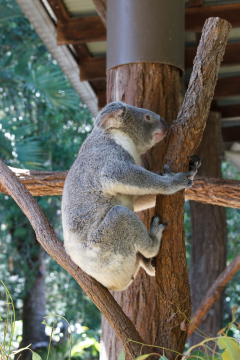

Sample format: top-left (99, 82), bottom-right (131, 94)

top-left (217, 337), bottom-right (240, 360)
top-left (232, 305), bottom-right (237, 316)
top-left (180, 319), bottom-right (187, 331)
top-left (159, 355), bottom-right (169, 360)
top-left (135, 354), bottom-right (152, 360)
top-left (187, 350), bottom-right (204, 359)
top-left (232, 306), bottom-right (237, 322)
top-left (41, 320), bottom-right (47, 325)
top-left (0, 315), bottom-right (3, 321)
top-left (118, 350), bottom-right (125, 360)
top-left (32, 352), bottom-right (42, 360)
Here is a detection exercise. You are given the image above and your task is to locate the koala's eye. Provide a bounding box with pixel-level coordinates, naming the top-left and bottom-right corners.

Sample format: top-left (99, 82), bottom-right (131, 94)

top-left (145, 114), bottom-right (151, 121)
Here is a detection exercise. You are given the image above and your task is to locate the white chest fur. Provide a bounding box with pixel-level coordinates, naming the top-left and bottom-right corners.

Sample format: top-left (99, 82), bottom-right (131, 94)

top-left (110, 130), bottom-right (141, 166)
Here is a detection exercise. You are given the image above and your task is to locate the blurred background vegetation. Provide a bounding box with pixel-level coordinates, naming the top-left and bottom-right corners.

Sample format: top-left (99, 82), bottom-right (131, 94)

top-left (0, 0), bottom-right (240, 359)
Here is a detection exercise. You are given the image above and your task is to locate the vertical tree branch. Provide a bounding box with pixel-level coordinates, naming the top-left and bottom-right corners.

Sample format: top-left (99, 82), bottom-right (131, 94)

top-left (155, 18), bottom-right (231, 359)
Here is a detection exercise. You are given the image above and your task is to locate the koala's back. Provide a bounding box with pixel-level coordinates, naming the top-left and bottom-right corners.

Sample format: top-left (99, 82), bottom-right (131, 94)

top-left (62, 128), bottom-right (133, 243)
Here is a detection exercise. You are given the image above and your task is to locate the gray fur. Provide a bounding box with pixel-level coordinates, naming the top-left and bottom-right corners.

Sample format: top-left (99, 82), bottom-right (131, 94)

top-left (62, 102), bottom-right (198, 291)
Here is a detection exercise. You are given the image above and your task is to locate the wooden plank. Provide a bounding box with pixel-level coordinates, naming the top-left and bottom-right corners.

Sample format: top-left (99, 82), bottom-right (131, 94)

top-left (97, 90), bottom-right (106, 109)
top-left (185, 43), bottom-right (240, 69)
top-left (214, 76), bottom-right (240, 98)
top-left (186, 3), bottom-right (240, 32)
top-left (222, 125), bottom-right (240, 142)
top-left (57, 16), bottom-right (106, 45)
top-left (189, 0), bottom-right (203, 7)
top-left (48, 0), bottom-right (93, 64)
top-left (217, 104), bottom-right (240, 118)
top-left (48, 0), bottom-right (69, 21)
top-left (80, 57), bottom-right (106, 81)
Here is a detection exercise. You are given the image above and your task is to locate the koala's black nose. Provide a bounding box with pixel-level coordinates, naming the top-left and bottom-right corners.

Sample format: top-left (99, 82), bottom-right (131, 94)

top-left (160, 117), bottom-right (168, 133)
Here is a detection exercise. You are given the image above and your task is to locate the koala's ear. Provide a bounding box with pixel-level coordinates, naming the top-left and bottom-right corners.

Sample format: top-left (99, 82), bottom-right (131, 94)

top-left (96, 104), bottom-right (127, 129)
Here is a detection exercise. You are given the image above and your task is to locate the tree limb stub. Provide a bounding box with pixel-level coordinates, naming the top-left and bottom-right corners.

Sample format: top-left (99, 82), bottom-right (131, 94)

top-left (1, 169), bottom-right (240, 209)
top-left (155, 18), bottom-right (231, 358)
top-left (166, 18), bottom-right (232, 168)
top-left (0, 160), bottom-right (145, 360)
top-left (188, 251), bottom-right (240, 337)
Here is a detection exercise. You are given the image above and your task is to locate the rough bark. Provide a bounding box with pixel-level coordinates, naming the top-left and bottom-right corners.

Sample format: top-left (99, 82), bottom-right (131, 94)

top-left (1, 169), bottom-right (240, 208)
top-left (100, 63), bottom-right (181, 360)
top-left (189, 111), bottom-right (227, 346)
top-left (186, 176), bottom-right (240, 208)
top-left (18, 248), bottom-right (47, 360)
top-left (0, 168), bottom-right (67, 196)
top-left (154, 18), bottom-right (231, 359)
top-left (188, 250), bottom-right (240, 337)
top-left (0, 160), bottom-right (146, 360)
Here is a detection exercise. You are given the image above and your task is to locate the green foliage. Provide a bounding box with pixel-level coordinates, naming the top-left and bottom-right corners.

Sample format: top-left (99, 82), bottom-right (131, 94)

top-left (0, 0), bottom-right (100, 352)
top-left (117, 308), bottom-right (240, 360)
top-left (0, 285), bottom-right (100, 360)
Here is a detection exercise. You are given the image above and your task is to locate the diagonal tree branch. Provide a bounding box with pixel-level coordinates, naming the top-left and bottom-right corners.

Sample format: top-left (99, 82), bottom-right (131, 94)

top-left (0, 159), bottom-right (145, 360)
top-left (188, 251), bottom-right (240, 337)
top-left (155, 17), bottom-right (231, 358)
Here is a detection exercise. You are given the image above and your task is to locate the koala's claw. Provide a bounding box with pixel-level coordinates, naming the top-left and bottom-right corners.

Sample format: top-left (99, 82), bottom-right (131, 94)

top-left (163, 164), bottom-right (172, 174)
top-left (189, 155), bottom-right (201, 174)
top-left (150, 215), bottom-right (167, 238)
top-left (151, 257), bottom-right (156, 268)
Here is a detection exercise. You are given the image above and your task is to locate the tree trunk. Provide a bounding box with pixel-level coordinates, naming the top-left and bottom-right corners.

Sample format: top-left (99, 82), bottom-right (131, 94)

top-left (189, 111), bottom-right (227, 346)
top-left (100, 63), bottom-right (181, 360)
top-left (18, 244), bottom-right (47, 360)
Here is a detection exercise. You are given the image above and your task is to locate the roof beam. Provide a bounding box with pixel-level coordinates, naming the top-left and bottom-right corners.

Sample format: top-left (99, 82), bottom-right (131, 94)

top-left (188, 0), bottom-right (203, 7)
top-left (217, 104), bottom-right (240, 118)
top-left (185, 43), bottom-right (240, 69)
top-left (57, 16), bottom-right (106, 45)
top-left (214, 76), bottom-right (240, 98)
top-left (186, 3), bottom-right (240, 32)
top-left (222, 125), bottom-right (240, 142)
top-left (80, 57), bottom-right (106, 81)
top-left (55, 4), bottom-right (240, 45)
top-left (92, 0), bottom-right (107, 27)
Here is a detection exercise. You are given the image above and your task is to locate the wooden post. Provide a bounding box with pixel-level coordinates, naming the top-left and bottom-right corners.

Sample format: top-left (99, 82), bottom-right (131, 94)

top-left (100, 63), bottom-right (182, 359)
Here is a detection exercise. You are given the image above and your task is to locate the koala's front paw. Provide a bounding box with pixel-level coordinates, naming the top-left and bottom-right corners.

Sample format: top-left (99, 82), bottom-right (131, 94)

top-left (188, 155), bottom-right (201, 179)
top-left (175, 171), bottom-right (195, 189)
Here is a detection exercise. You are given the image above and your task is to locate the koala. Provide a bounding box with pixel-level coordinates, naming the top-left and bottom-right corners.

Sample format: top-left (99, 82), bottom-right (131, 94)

top-left (61, 102), bottom-right (200, 291)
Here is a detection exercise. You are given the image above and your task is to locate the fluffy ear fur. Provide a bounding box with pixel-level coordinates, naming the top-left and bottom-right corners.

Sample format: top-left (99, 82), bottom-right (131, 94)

top-left (95, 102), bottom-right (126, 129)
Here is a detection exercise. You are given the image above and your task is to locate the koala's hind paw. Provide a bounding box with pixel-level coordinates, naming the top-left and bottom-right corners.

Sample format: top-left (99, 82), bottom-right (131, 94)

top-left (150, 215), bottom-right (167, 238)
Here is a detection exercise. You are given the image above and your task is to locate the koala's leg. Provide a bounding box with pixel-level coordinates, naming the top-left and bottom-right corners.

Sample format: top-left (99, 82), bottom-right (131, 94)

top-left (135, 253), bottom-right (156, 277)
top-left (88, 206), bottom-right (165, 290)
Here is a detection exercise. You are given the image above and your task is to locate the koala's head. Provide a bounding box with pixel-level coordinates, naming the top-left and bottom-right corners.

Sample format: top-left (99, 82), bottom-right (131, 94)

top-left (95, 102), bottom-right (168, 154)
